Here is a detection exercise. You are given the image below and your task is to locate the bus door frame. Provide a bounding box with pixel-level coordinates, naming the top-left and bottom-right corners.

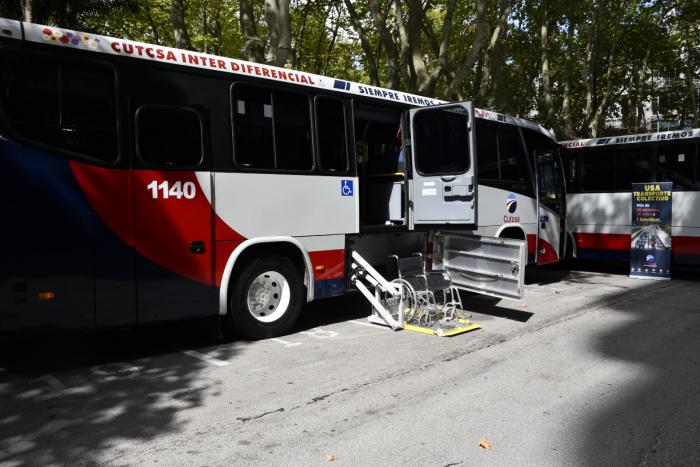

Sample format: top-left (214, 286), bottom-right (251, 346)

top-left (533, 148), bottom-right (567, 264)
top-left (404, 101), bottom-right (478, 229)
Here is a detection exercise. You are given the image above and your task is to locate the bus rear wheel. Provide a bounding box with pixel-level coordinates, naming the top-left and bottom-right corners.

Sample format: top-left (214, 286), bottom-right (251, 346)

top-left (226, 256), bottom-right (304, 340)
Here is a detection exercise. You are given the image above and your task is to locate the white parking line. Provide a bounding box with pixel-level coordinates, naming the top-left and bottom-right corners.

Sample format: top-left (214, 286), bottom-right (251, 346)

top-left (347, 319), bottom-right (386, 330)
top-left (30, 374), bottom-right (67, 392)
top-left (183, 350), bottom-right (230, 367)
top-left (270, 338), bottom-right (302, 348)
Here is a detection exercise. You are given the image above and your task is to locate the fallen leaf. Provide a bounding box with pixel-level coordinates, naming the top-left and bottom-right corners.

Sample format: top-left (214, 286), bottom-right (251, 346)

top-left (575, 285), bottom-right (583, 289)
top-left (478, 438), bottom-right (492, 450)
top-left (325, 454), bottom-right (337, 461)
top-left (521, 303), bottom-right (528, 308)
top-left (553, 288), bottom-right (561, 294)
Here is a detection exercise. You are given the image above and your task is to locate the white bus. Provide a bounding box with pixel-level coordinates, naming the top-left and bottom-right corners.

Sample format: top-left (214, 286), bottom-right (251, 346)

top-left (0, 18), bottom-right (565, 338)
top-left (561, 129), bottom-right (700, 266)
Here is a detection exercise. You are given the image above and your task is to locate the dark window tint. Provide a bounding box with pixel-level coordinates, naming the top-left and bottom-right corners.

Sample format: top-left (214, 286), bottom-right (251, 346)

top-left (274, 91), bottom-right (312, 170)
top-left (498, 126), bottom-right (528, 185)
top-left (657, 143), bottom-right (697, 190)
top-left (233, 85), bottom-right (274, 169)
top-left (136, 106), bottom-right (203, 167)
top-left (476, 122), bottom-right (499, 179)
top-left (0, 52), bottom-right (117, 162)
top-left (0, 54), bottom-right (59, 132)
top-left (562, 152), bottom-right (578, 192)
top-left (413, 105), bottom-right (468, 175)
top-left (581, 149), bottom-right (615, 191)
top-left (523, 129), bottom-right (556, 155)
top-left (615, 147), bottom-right (652, 190)
top-left (316, 97), bottom-right (348, 172)
top-left (232, 84), bottom-right (312, 171)
top-left (536, 154), bottom-right (564, 214)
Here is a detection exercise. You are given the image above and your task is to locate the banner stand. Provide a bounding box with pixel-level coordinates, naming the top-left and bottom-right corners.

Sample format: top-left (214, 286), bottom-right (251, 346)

top-left (630, 182), bottom-right (672, 280)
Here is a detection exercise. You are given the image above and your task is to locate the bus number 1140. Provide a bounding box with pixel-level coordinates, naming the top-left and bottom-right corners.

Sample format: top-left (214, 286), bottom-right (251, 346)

top-left (147, 180), bottom-right (197, 199)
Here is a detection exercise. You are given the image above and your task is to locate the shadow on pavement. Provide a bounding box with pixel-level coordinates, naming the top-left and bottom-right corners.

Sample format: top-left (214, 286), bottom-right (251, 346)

top-left (572, 270), bottom-right (700, 465)
top-left (0, 318), bottom-right (240, 466)
top-left (292, 292), bottom-right (371, 333)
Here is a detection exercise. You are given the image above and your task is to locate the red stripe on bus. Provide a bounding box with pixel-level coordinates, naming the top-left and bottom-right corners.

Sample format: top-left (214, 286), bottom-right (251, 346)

top-left (70, 162), bottom-right (246, 286)
top-left (575, 232), bottom-right (700, 254)
top-left (575, 232), bottom-right (630, 251)
top-left (670, 236), bottom-right (700, 255)
top-left (309, 249), bottom-right (345, 280)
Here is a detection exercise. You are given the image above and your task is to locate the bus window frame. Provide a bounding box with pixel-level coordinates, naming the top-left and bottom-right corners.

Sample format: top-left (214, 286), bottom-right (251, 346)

top-left (229, 81), bottom-right (316, 174)
top-left (655, 140), bottom-right (699, 191)
top-left (313, 94), bottom-right (351, 175)
top-left (134, 103), bottom-right (206, 169)
top-left (411, 104), bottom-right (471, 178)
top-left (477, 120), bottom-right (536, 198)
top-left (0, 46), bottom-right (123, 167)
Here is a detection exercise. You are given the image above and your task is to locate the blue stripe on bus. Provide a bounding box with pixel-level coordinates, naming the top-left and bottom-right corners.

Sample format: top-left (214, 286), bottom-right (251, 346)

top-left (314, 278), bottom-right (345, 299)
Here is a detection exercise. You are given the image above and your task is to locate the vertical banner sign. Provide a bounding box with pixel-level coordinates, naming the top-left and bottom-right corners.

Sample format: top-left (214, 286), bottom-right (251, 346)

top-left (630, 182), bottom-right (673, 280)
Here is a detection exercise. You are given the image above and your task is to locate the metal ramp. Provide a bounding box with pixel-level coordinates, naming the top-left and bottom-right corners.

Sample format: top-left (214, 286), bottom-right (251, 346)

top-left (349, 251), bottom-right (481, 336)
top-left (349, 233), bottom-right (527, 336)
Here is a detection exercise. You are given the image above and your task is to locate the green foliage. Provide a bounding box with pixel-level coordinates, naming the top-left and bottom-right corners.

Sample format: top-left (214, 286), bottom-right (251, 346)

top-left (7, 0), bottom-right (699, 137)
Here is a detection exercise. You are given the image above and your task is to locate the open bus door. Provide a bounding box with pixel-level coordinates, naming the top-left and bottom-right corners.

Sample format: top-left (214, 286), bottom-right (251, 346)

top-left (405, 102), bottom-right (477, 228)
top-left (534, 150), bottom-right (567, 264)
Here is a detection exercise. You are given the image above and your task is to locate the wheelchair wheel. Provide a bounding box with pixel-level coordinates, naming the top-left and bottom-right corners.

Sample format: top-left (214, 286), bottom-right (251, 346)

top-left (385, 278), bottom-right (417, 322)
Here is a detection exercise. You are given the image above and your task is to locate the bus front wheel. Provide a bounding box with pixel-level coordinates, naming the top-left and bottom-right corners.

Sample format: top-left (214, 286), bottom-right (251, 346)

top-left (226, 256), bottom-right (304, 340)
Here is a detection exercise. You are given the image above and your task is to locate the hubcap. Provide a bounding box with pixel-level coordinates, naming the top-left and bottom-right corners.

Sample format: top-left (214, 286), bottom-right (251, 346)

top-left (246, 270), bottom-right (291, 323)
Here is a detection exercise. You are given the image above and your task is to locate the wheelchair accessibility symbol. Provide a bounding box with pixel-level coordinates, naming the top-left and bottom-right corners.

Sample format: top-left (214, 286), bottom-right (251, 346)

top-left (341, 180), bottom-right (353, 196)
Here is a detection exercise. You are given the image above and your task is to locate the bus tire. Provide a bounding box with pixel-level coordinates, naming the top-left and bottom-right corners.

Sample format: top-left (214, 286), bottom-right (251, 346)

top-left (226, 256), bottom-right (304, 340)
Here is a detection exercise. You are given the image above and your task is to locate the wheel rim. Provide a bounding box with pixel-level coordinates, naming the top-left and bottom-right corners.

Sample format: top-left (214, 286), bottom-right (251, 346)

top-left (246, 270), bottom-right (291, 323)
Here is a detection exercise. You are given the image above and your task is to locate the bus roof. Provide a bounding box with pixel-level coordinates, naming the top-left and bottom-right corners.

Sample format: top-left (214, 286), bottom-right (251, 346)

top-left (0, 17), bottom-right (552, 138)
top-left (560, 128), bottom-right (700, 149)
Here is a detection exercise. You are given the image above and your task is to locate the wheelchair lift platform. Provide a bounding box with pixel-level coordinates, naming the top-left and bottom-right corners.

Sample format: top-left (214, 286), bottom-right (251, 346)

top-left (349, 251), bottom-right (481, 337)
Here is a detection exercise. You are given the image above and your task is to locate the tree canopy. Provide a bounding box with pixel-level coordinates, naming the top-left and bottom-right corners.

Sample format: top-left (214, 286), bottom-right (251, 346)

top-left (4, 0), bottom-right (699, 138)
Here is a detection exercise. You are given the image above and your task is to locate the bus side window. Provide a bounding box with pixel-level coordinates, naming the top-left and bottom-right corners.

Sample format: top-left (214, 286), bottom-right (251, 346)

top-left (581, 148), bottom-right (615, 191)
top-left (0, 52), bottom-right (118, 163)
top-left (231, 84), bottom-right (313, 172)
top-left (412, 106), bottom-right (469, 175)
top-left (615, 147), bottom-right (652, 191)
top-left (562, 152), bottom-right (579, 192)
top-left (136, 105), bottom-right (203, 167)
top-left (476, 122), bottom-right (499, 180)
top-left (315, 96), bottom-right (348, 173)
top-left (232, 85), bottom-right (274, 169)
top-left (498, 126), bottom-right (532, 196)
top-left (657, 143), bottom-right (696, 190)
top-left (273, 91), bottom-right (313, 171)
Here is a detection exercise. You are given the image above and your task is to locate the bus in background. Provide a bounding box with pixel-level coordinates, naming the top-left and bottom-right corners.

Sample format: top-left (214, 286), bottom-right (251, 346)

top-left (473, 110), bottom-right (566, 265)
top-left (561, 129), bottom-right (700, 266)
top-left (0, 18), bottom-right (564, 338)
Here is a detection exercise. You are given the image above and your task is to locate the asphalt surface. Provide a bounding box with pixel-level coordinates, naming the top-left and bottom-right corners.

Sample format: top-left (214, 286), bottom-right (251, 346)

top-left (1, 263), bottom-right (698, 466)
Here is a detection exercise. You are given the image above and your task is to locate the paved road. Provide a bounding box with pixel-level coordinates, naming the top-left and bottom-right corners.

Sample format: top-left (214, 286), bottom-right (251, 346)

top-left (1, 265), bottom-right (698, 466)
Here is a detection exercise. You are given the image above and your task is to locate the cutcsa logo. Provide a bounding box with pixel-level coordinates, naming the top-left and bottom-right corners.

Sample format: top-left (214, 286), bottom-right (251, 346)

top-left (645, 254), bottom-right (655, 263)
top-left (506, 193), bottom-right (518, 213)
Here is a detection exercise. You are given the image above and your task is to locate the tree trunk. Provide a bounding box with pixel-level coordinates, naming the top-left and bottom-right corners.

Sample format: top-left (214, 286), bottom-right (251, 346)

top-left (21, 0), bottom-right (33, 22)
top-left (539, 0), bottom-right (561, 135)
top-left (394, 0), bottom-right (416, 92)
top-left (407, 0), bottom-right (430, 94)
top-left (369, 0), bottom-right (400, 89)
top-left (265, 0), bottom-right (291, 67)
top-left (171, 0), bottom-right (192, 50)
top-left (478, 0), bottom-right (511, 103)
top-left (588, 39), bottom-right (618, 137)
top-left (443, 0), bottom-right (488, 100)
top-left (239, 0), bottom-right (265, 62)
top-left (344, 0), bottom-right (380, 86)
top-left (561, 2), bottom-right (576, 138)
top-left (584, 2), bottom-right (605, 129)
top-left (311, 3), bottom-right (333, 73)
